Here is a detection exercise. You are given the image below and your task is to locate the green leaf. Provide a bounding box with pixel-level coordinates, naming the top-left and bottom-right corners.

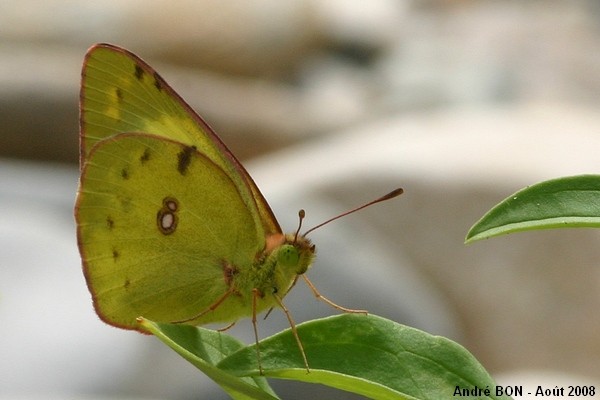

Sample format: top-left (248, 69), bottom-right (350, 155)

top-left (141, 314), bottom-right (508, 400)
top-left (138, 318), bottom-right (280, 400)
top-left (466, 175), bottom-right (600, 243)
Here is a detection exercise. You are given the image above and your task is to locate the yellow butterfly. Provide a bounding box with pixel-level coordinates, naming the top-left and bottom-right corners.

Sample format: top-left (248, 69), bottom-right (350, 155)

top-left (75, 43), bottom-right (402, 372)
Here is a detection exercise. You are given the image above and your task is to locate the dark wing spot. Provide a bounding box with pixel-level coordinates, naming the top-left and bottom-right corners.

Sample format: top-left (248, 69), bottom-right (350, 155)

top-left (106, 216), bottom-right (114, 230)
top-left (222, 262), bottom-right (238, 287)
top-left (134, 65), bottom-right (144, 80)
top-left (140, 149), bottom-right (150, 164)
top-left (153, 72), bottom-right (162, 91)
top-left (112, 248), bottom-right (120, 261)
top-left (123, 278), bottom-right (131, 289)
top-left (118, 196), bottom-right (132, 211)
top-left (115, 88), bottom-right (124, 102)
top-left (177, 146), bottom-right (195, 175)
top-left (121, 167), bottom-right (129, 180)
top-left (157, 197), bottom-right (179, 235)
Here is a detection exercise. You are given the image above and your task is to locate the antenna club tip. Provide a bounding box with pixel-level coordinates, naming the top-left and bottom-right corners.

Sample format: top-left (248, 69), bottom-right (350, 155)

top-left (383, 187), bottom-right (404, 200)
top-left (298, 209), bottom-right (306, 218)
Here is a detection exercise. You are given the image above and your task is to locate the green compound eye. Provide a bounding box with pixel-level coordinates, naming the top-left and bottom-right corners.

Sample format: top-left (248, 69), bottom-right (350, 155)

top-left (278, 244), bottom-right (300, 267)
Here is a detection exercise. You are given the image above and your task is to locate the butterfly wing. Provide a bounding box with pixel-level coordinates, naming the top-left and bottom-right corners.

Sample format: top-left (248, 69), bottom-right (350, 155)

top-left (77, 133), bottom-right (263, 329)
top-left (80, 43), bottom-right (281, 236)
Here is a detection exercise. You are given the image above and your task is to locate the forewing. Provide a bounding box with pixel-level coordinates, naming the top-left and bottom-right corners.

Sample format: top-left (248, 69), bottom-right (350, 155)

top-left (80, 43), bottom-right (281, 236)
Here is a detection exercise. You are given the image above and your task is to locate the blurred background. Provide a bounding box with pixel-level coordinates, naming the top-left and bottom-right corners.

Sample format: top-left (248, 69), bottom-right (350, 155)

top-left (2, 0), bottom-right (600, 399)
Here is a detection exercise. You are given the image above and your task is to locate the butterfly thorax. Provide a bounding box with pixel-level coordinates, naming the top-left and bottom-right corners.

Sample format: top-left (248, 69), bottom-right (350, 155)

top-left (233, 233), bottom-right (315, 307)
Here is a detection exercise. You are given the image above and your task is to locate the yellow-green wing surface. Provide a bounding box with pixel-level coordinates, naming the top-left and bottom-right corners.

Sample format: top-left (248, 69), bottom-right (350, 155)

top-left (80, 43), bottom-right (280, 236)
top-left (77, 133), bottom-right (263, 329)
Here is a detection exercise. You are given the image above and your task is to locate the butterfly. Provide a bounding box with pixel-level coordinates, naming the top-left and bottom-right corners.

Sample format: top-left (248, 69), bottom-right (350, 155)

top-left (75, 43), bottom-right (402, 372)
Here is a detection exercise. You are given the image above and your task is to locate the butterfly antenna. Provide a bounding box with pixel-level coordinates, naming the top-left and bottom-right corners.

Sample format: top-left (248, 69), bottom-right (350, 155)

top-left (303, 188), bottom-right (404, 236)
top-left (294, 209), bottom-right (306, 243)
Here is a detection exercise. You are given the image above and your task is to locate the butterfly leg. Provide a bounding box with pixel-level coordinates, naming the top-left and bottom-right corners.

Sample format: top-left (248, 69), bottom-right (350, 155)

top-left (263, 275), bottom-right (300, 320)
top-left (217, 321), bottom-right (237, 332)
top-left (171, 286), bottom-right (236, 324)
top-left (302, 275), bottom-right (368, 314)
top-left (272, 293), bottom-right (310, 373)
top-left (251, 288), bottom-right (264, 375)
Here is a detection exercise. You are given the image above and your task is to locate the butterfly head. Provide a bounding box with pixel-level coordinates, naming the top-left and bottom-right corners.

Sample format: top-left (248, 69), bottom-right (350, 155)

top-left (279, 233), bottom-right (315, 275)
top-left (263, 230), bottom-right (315, 277)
